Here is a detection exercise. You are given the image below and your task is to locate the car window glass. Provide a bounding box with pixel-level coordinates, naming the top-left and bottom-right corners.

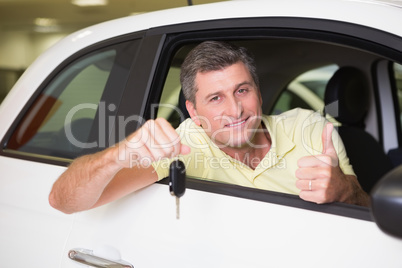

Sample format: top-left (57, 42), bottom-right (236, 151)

top-left (5, 42), bottom-right (135, 160)
top-left (271, 64), bottom-right (338, 115)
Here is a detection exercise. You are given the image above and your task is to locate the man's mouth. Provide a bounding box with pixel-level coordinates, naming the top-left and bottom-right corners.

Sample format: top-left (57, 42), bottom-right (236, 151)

top-left (225, 117), bottom-right (248, 128)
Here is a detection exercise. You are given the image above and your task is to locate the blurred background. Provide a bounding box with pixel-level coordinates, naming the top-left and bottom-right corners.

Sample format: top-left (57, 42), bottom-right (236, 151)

top-left (0, 0), bottom-right (225, 102)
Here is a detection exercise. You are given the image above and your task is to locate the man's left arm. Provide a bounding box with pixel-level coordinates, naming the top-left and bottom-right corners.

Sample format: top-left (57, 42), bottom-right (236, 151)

top-left (295, 123), bottom-right (370, 206)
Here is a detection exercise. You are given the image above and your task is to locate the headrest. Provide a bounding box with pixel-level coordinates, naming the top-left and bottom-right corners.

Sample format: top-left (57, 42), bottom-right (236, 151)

top-left (324, 66), bottom-right (370, 126)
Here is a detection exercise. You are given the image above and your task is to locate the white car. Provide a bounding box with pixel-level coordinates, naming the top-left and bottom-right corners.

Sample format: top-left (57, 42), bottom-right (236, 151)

top-left (1, 0), bottom-right (402, 267)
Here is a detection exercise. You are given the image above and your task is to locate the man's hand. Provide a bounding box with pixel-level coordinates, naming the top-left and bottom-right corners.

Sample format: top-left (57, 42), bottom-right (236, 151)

top-left (295, 123), bottom-right (368, 205)
top-left (49, 118), bottom-right (191, 214)
top-left (115, 118), bottom-right (191, 169)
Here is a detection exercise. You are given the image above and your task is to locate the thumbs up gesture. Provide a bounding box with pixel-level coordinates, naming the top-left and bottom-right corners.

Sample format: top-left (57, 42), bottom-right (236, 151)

top-left (295, 123), bottom-right (353, 204)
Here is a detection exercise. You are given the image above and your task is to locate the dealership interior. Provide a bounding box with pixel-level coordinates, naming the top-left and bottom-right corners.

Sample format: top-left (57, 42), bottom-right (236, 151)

top-left (0, 0), bottom-right (224, 103)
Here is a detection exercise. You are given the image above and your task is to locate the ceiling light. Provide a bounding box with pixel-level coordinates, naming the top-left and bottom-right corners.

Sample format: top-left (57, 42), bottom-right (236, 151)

top-left (34, 18), bottom-right (57, 27)
top-left (129, 12), bottom-right (146, 16)
top-left (34, 18), bottom-right (61, 33)
top-left (71, 0), bottom-right (108, 7)
top-left (34, 25), bottom-right (62, 33)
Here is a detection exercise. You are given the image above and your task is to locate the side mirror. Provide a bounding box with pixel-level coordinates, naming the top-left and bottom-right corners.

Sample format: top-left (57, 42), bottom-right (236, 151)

top-left (371, 165), bottom-right (402, 239)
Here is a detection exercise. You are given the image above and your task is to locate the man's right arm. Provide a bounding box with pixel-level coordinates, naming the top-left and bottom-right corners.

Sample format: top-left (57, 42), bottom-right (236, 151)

top-left (48, 118), bottom-right (190, 214)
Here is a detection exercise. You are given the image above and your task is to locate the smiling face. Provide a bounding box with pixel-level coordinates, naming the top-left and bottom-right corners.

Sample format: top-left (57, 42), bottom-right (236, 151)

top-left (186, 61), bottom-right (263, 149)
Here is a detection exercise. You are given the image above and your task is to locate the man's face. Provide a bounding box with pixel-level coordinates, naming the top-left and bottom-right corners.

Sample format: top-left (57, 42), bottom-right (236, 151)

top-left (186, 62), bottom-right (263, 148)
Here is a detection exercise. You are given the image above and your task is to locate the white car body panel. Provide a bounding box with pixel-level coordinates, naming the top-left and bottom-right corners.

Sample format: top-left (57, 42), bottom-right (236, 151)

top-left (0, 157), bottom-right (70, 266)
top-left (60, 184), bottom-right (402, 268)
top-left (1, 0), bottom-right (402, 267)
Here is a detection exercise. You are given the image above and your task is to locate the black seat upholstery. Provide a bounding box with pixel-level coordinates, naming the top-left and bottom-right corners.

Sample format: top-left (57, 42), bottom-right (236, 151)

top-left (324, 66), bottom-right (393, 193)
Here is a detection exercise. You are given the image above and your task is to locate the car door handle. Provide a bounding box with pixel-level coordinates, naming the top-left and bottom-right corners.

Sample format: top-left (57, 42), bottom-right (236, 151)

top-left (68, 248), bottom-right (133, 268)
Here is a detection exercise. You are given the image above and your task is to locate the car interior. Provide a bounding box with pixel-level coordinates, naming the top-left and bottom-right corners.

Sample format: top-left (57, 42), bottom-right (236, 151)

top-left (323, 66), bottom-right (394, 192)
top-left (158, 36), bottom-right (402, 194)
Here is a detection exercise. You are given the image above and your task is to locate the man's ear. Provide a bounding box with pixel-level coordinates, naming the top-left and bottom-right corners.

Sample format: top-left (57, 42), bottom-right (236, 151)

top-left (185, 100), bottom-right (201, 126)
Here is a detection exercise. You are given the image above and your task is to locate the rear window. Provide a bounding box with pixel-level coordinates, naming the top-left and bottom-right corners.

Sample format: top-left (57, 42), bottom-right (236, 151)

top-left (6, 40), bottom-right (137, 160)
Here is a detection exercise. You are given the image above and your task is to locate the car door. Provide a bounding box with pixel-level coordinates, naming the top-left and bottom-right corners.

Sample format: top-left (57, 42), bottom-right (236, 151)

top-left (0, 34), bottom-right (140, 267)
top-left (60, 18), bottom-right (402, 268)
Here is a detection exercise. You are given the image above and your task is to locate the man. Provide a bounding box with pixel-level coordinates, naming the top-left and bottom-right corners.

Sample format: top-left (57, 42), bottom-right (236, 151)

top-left (49, 41), bottom-right (369, 214)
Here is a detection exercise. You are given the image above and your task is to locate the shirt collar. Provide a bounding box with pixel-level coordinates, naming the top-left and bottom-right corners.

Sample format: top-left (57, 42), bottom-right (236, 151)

top-left (262, 114), bottom-right (295, 158)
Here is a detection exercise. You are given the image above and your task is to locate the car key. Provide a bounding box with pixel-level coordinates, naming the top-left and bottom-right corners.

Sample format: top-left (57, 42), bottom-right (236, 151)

top-left (169, 160), bottom-right (186, 219)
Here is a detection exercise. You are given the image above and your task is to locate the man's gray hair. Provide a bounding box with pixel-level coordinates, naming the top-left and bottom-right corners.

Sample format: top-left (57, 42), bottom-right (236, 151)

top-left (180, 41), bottom-right (259, 106)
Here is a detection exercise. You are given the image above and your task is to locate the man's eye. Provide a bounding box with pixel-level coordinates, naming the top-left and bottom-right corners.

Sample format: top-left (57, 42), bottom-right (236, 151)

top-left (238, 88), bottom-right (248, 94)
top-left (211, 96), bottom-right (220, 102)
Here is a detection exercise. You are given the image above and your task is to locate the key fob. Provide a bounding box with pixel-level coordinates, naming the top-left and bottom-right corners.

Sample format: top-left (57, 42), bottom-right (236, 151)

top-left (169, 160), bottom-right (186, 198)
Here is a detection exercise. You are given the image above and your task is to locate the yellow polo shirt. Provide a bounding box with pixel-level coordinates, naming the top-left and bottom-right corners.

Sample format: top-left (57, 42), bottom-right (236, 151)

top-left (152, 108), bottom-right (355, 195)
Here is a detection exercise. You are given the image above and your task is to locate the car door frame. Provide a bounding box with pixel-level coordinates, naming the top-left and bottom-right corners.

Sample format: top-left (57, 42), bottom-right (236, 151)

top-left (125, 16), bottom-right (402, 222)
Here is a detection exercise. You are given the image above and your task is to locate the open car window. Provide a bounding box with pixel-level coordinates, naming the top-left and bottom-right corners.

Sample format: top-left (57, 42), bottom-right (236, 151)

top-left (157, 66), bottom-right (183, 129)
top-left (153, 32), bottom-right (401, 215)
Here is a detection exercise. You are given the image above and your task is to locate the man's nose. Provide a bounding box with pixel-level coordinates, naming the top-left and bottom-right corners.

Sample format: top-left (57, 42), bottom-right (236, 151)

top-left (224, 97), bottom-right (243, 119)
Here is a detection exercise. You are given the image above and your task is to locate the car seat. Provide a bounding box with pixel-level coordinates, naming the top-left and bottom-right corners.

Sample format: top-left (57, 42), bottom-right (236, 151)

top-left (324, 66), bottom-right (393, 193)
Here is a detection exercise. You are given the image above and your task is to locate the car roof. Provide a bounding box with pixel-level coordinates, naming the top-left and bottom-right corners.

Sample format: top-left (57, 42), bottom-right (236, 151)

top-left (68, 0), bottom-right (402, 42)
top-left (358, 0), bottom-right (402, 8)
